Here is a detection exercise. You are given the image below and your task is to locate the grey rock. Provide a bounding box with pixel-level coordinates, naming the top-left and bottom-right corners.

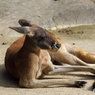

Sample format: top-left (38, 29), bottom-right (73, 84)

top-left (0, 0), bottom-right (95, 36)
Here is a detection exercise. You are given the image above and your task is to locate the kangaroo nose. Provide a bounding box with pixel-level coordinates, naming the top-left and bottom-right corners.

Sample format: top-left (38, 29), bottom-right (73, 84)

top-left (53, 42), bottom-right (61, 49)
top-left (56, 43), bottom-right (61, 49)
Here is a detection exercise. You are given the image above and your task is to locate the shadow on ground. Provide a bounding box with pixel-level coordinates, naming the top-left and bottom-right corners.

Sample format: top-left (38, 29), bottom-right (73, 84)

top-left (0, 64), bottom-right (19, 88)
top-left (0, 63), bottom-right (95, 89)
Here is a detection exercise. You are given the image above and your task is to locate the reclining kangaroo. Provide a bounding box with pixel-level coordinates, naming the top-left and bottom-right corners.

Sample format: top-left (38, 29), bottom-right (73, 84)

top-left (5, 19), bottom-right (95, 88)
top-left (18, 19), bottom-right (95, 67)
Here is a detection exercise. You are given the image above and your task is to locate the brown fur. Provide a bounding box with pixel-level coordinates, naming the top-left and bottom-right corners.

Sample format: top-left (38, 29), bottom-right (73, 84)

top-left (49, 38), bottom-right (95, 66)
top-left (5, 19), bottom-right (95, 88)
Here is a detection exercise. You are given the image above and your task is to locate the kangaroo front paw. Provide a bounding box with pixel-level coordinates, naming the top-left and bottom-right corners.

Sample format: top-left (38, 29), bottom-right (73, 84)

top-left (75, 81), bottom-right (87, 88)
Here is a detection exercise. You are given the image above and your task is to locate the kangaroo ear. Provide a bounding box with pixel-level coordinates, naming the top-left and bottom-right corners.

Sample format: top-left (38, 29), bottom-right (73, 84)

top-left (9, 27), bottom-right (32, 35)
top-left (18, 19), bottom-right (31, 26)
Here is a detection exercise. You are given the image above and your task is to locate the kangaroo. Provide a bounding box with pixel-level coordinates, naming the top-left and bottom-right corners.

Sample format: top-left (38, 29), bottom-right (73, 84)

top-left (49, 38), bottom-right (95, 67)
top-left (5, 19), bottom-right (91, 88)
top-left (18, 19), bottom-right (95, 67)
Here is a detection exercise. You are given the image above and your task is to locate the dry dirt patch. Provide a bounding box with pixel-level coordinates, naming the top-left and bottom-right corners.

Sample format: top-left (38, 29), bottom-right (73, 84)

top-left (0, 25), bottom-right (95, 95)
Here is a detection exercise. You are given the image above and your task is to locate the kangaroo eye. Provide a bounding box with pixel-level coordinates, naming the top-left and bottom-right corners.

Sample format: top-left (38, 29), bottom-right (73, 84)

top-left (39, 36), bottom-right (45, 40)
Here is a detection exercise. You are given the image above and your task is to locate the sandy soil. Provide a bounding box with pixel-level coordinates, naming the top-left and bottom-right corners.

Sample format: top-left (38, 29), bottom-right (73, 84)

top-left (0, 26), bottom-right (95, 95)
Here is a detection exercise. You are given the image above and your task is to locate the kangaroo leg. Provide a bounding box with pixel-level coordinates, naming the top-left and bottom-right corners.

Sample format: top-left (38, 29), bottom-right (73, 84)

top-left (19, 60), bottom-right (87, 88)
top-left (20, 78), bottom-right (87, 88)
top-left (57, 51), bottom-right (95, 67)
top-left (48, 65), bottom-right (95, 75)
top-left (55, 52), bottom-right (90, 66)
top-left (19, 64), bottom-right (87, 88)
top-left (74, 46), bottom-right (95, 64)
top-left (55, 39), bottom-right (95, 66)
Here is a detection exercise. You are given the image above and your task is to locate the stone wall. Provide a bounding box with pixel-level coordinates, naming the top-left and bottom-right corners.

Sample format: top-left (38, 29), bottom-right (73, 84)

top-left (0, 0), bottom-right (95, 36)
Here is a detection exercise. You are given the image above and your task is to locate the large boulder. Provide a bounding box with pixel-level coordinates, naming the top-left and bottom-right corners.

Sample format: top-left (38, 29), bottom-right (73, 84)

top-left (0, 0), bottom-right (95, 36)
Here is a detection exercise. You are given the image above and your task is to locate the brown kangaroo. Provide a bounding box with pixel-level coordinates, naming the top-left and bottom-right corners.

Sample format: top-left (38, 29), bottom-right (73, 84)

top-left (49, 38), bottom-right (95, 67)
top-left (5, 19), bottom-right (92, 88)
top-left (18, 19), bottom-right (95, 67)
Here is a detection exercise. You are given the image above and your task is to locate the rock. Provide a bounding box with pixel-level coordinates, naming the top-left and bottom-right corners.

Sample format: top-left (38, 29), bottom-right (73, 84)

top-left (73, 43), bottom-right (75, 45)
top-left (2, 43), bottom-right (7, 45)
top-left (0, 34), bottom-right (3, 36)
top-left (0, 0), bottom-right (95, 37)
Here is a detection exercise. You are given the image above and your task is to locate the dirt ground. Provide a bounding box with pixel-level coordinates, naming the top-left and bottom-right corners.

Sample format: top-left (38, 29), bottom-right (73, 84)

top-left (0, 25), bottom-right (95, 95)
